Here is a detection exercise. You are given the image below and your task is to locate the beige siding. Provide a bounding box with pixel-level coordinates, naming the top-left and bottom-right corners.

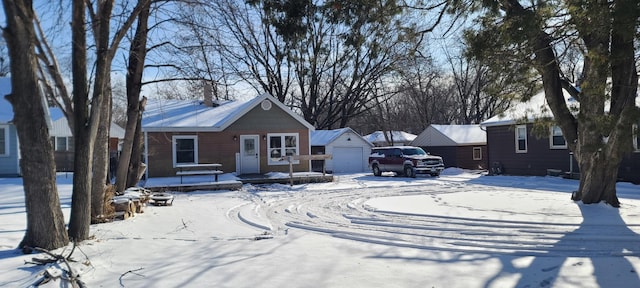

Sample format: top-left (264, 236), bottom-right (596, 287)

top-left (228, 104), bottom-right (307, 131)
top-left (146, 103), bottom-right (311, 177)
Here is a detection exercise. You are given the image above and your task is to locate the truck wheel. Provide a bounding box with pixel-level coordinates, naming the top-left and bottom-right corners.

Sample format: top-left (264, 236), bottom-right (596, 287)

top-left (404, 166), bottom-right (416, 178)
top-left (372, 165), bottom-right (382, 176)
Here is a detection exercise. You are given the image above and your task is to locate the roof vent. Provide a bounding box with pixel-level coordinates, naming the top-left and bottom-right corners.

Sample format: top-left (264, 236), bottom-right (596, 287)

top-left (261, 100), bottom-right (272, 110)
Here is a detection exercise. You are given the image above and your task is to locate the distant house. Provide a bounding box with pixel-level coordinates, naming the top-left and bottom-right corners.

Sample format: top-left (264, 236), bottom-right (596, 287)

top-left (0, 78), bottom-right (25, 176)
top-left (142, 93), bottom-right (315, 178)
top-left (480, 90), bottom-right (640, 184)
top-left (411, 124), bottom-right (487, 170)
top-left (49, 107), bottom-right (126, 172)
top-left (364, 130), bottom-right (416, 146)
top-left (311, 128), bottom-right (373, 173)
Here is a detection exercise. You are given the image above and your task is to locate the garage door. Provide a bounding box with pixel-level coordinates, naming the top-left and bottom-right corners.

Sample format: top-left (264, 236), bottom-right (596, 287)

top-left (332, 147), bottom-right (364, 173)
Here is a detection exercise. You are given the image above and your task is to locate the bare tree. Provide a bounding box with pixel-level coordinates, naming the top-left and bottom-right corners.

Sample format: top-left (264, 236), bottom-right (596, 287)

top-left (2, 0), bottom-right (69, 251)
top-left (69, 0), bottom-right (149, 239)
top-left (220, 0), bottom-right (294, 102)
top-left (115, 0), bottom-right (151, 192)
top-left (446, 55), bottom-right (521, 124)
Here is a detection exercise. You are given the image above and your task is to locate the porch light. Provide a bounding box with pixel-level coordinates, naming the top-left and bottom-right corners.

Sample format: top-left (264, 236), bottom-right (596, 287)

top-left (233, 135), bottom-right (237, 141)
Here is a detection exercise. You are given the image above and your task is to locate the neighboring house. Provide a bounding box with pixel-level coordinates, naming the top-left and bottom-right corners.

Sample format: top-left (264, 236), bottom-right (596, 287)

top-left (480, 90), bottom-right (640, 184)
top-left (142, 93), bottom-right (314, 178)
top-left (310, 128), bottom-right (373, 173)
top-left (411, 124), bottom-right (488, 170)
top-left (49, 107), bottom-right (126, 172)
top-left (0, 78), bottom-right (24, 177)
top-left (364, 130), bottom-right (417, 146)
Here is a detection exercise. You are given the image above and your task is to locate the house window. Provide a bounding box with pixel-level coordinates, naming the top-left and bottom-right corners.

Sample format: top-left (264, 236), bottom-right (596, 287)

top-left (53, 137), bottom-right (74, 151)
top-left (0, 126), bottom-right (7, 156)
top-left (268, 133), bottom-right (299, 165)
top-left (515, 125), bottom-right (527, 153)
top-left (473, 147), bottom-right (482, 160)
top-left (173, 135), bottom-right (198, 166)
top-left (550, 125), bottom-right (567, 149)
top-left (56, 137), bottom-right (67, 151)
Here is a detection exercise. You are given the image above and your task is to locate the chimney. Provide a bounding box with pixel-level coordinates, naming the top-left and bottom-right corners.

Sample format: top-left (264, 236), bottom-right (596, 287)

top-left (203, 81), bottom-right (213, 107)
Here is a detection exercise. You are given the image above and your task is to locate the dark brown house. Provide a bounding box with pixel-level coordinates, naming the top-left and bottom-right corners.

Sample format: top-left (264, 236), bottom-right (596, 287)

top-left (411, 124), bottom-right (488, 170)
top-left (142, 93), bottom-right (314, 178)
top-left (481, 91), bottom-right (640, 184)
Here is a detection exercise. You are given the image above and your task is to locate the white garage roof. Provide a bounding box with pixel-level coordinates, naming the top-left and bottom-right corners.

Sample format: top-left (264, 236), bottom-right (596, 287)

top-left (311, 127), bottom-right (372, 146)
top-left (412, 125), bottom-right (486, 146)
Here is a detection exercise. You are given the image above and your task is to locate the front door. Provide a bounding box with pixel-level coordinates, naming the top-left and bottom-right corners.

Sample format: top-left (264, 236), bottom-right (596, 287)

top-left (240, 135), bottom-right (260, 174)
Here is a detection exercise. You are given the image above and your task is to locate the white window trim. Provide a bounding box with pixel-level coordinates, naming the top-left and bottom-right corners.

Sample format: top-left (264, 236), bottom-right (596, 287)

top-left (549, 125), bottom-right (567, 149)
top-left (267, 133), bottom-right (300, 165)
top-left (0, 125), bottom-right (9, 157)
top-left (172, 135), bottom-right (198, 167)
top-left (515, 125), bottom-right (528, 153)
top-left (472, 147), bottom-right (482, 160)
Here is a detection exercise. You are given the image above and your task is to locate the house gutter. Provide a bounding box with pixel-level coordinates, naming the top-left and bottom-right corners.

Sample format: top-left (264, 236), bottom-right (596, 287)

top-left (144, 131), bottom-right (149, 180)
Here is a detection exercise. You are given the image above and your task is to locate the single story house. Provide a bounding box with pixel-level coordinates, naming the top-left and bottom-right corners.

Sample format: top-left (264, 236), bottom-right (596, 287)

top-left (49, 107), bottom-right (125, 172)
top-left (142, 93), bottom-right (315, 178)
top-left (411, 124), bottom-right (488, 170)
top-left (364, 130), bottom-right (416, 147)
top-left (480, 90), bottom-right (640, 184)
top-left (0, 78), bottom-right (24, 176)
top-left (310, 128), bottom-right (373, 173)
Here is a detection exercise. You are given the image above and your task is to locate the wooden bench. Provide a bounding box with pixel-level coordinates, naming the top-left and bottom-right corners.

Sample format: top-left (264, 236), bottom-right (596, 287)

top-left (176, 163), bottom-right (223, 183)
top-left (176, 170), bottom-right (224, 183)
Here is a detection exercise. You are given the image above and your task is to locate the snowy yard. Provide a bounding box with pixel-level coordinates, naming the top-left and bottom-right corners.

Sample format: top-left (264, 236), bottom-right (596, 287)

top-left (1, 169), bottom-right (640, 287)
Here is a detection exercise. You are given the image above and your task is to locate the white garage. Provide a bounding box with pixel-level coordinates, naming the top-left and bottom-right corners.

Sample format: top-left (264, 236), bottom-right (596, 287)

top-left (311, 128), bottom-right (373, 174)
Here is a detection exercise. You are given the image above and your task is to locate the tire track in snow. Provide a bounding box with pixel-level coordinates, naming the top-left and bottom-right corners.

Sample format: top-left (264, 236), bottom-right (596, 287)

top-left (238, 181), bottom-right (640, 257)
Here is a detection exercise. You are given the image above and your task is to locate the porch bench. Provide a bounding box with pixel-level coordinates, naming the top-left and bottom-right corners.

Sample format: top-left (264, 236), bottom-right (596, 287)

top-left (176, 169), bottom-right (224, 183)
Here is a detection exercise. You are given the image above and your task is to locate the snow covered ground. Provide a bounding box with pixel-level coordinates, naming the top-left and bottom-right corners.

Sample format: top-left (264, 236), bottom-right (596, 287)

top-left (1, 169), bottom-right (640, 287)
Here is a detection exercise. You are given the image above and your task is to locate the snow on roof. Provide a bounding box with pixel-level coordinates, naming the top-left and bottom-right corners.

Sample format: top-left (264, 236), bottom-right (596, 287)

top-left (0, 78), bottom-right (53, 127)
top-left (311, 128), bottom-right (350, 146)
top-left (49, 105), bottom-right (125, 138)
top-left (311, 127), bottom-right (371, 146)
top-left (142, 98), bottom-right (249, 131)
top-left (480, 89), bottom-right (578, 127)
top-left (0, 77), bottom-right (13, 123)
top-left (49, 107), bottom-right (66, 121)
top-left (110, 123), bottom-right (125, 139)
top-left (364, 130), bottom-right (416, 144)
top-left (142, 93), bottom-right (314, 132)
top-left (430, 124), bottom-right (486, 145)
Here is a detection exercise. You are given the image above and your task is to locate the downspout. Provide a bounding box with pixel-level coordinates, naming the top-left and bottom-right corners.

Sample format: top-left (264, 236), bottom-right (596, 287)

top-left (480, 124), bottom-right (491, 174)
top-left (144, 131), bottom-right (148, 180)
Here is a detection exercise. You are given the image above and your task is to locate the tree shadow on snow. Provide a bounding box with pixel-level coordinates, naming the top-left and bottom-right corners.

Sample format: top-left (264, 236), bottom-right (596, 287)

top-left (487, 202), bottom-right (640, 288)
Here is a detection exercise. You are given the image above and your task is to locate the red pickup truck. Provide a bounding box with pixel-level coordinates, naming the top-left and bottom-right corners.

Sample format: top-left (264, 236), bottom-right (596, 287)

top-left (368, 146), bottom-right (445, 178)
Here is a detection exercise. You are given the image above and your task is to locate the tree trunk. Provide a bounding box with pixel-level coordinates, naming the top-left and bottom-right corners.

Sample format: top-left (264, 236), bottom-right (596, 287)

top-left (521, 0), bottom-right (637, 208)
top-left (68, 0), bottom-right (93, 241)
top-left (116, 0), bottom-right (150, 192)
top-left (2, 0), bottom-right (69, 251)
top-left (91, 88), bottom-right (111, 222)
top-left (574, 151), bottom-right (621, 207)
top-left (127, 98), bottom-right (147, 188)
